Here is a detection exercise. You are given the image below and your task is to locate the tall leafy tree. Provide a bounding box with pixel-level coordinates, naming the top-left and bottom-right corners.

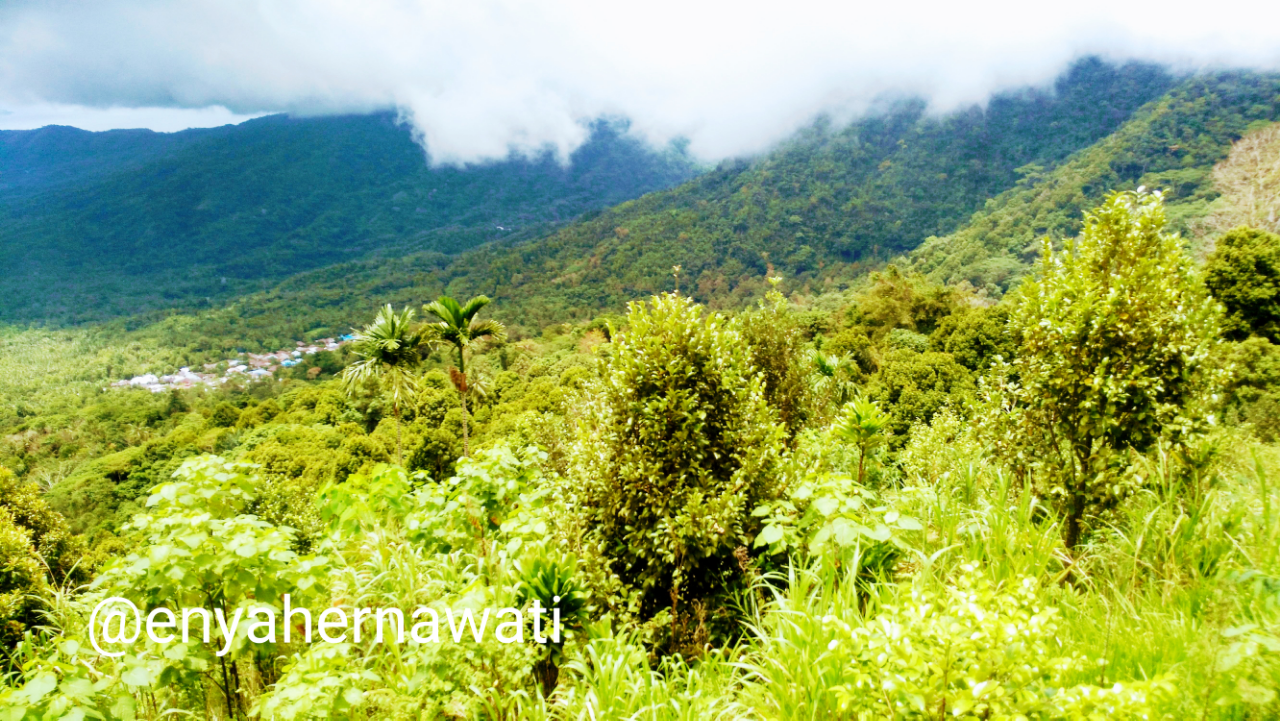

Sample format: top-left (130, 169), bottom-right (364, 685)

top-left (422, 295), bottom-right (505, 457)
top-left (342, 304), bottom-right (425, 464)
top-left (980, 190), bottom-right (1225, 549)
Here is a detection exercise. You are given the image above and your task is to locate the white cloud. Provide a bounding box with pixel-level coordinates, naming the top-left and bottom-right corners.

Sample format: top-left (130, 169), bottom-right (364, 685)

top-left (0, 103), bottom-right (264, 132)
top-left (2, 0), bottom-right (1279, 162)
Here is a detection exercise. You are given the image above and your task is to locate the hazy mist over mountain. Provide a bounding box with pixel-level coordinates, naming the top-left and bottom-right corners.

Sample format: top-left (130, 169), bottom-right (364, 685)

top-left (3, 0), bottom-right (1279, 163)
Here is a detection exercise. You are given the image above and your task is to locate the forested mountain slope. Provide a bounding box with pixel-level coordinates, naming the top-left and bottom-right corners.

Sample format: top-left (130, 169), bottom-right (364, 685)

top-left (0, 115), bottom-right (698, 324)
top-left (438, 58), bottom-right (1175, 321)
top-left (1, 125), bottom-right (220, 197)
top-left (143, 57), bottom-right (1181, 347)
top-left (15, 58), bottom-right (1274, 355)
top-left (909, 71), bottom-right (1280, 293)
top-left (436, 63), bottom-right (1277, 329)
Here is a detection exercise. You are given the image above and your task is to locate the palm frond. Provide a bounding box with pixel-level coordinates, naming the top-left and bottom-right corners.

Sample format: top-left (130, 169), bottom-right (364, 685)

top-left (459, 295), bottom-right (492, 321)
top-left (423, 294), bottom-right (503, 352)
top-left (341, 357), bottom-right (381, 392)
top-left (424, 295), bottom-right (465, 327)
top-left (342, 305), bottom-right (424, 401)
top-left (812, 352), bottom-right (839, 378)
top-left (415, 324), bottom-right (445, 353)
top-left (467, 317), bottom-right (506, 344)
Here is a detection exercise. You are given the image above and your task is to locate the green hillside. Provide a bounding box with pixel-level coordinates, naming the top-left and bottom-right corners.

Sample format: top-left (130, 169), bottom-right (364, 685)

top-left (909, 71), bottom-right (1280, 292)
top-left (440, 58), bottom-right (1176, 324)
top-left (111, 57), bottom-right (1181, 352)
top-left (10, 60), bottom-right (1275, 358)
top-left (0, 115), bottom-right (697, 324)
top-left (4, 188), bottom-right (1280, 718)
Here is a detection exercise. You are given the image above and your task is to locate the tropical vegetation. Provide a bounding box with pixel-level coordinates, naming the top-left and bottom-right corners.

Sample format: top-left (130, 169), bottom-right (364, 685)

top-left (2, 60), bottom-right (1280, 721)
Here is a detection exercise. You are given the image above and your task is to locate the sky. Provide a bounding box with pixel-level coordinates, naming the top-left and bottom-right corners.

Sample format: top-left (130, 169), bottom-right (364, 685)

top-left (2, 0), bottom-right (1280, 163)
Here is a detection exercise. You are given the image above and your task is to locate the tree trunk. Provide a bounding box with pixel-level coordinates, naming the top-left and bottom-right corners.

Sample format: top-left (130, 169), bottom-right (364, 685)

top-left (394, 401), bottom-right (402, 466)
top-left (230, 658), bottom-right (244, 719)
top-left (457, 343), bottom-right (470, 457)
top-left (1064, 473), bottom-right (1086, 550)
top-left (857, 443), bottom-right (867, 486)
top-left (219, 654), bottom-right (234, 720)
top-left (535, 656), bottom-right (560, 698)
top-left (461, 392), bottom-right (470, 457)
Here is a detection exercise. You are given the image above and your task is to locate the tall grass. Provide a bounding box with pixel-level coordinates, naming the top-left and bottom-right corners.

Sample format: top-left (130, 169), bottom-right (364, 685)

top-left (535, 438), bottom-right (1280, 720)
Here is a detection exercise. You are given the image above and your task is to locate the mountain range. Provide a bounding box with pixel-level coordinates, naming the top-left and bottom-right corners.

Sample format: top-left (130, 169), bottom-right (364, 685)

top-left (0, 114), bottom-right (698, 323)
top-left (4, 56), bottom-right (1279, 350)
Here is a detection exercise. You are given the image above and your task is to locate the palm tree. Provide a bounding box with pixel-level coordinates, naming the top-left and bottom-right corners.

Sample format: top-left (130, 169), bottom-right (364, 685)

top-left (832, 397), bottom-right (889, 485)
top-left (342, 304), bottom-right (424, 465)
top-left (422, 294), bottom-right (505, 457)
top-left (812, 351), bottom-right (858, 409)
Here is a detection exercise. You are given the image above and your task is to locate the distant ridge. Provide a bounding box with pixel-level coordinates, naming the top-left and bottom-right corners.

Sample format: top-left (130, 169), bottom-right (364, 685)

top-left (13, 57), bottom-right (1278, 353)
top-left (122, 57), bottom-right (1225, 352)
top-left (909, 70), bottom-right (1280, 293)
top-left (0, 114), bottom-right (698, 324)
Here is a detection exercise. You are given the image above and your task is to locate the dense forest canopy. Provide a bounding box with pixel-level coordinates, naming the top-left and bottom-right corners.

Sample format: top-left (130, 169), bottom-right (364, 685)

top-left (235, 58), bottom-right (1179, 335)
top-left (59, 59), bottom-right (1279, 356)
top-left (0, 116), bottom-right (698, 324)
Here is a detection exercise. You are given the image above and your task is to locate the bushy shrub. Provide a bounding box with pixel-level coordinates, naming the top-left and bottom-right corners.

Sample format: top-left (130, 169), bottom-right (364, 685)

top-left (740, 564), bottom-right (1173, 719)
top-left (847, 265), bottom-right (962, 338)
top-left (929, 305), bottom-right (1015, 371)
top-left (407, 425), bottom-right (461, 479)
top-left (209, 401), bottom-right (241, 428)
top-left (870, 349), bottom-right (975, 444)
top-left (1205, 226), bottom-right (1280, 342)
top-left (569, 293), bottom-right (786, 620)
top-left (0, 467), bottom-right (82, 584)
top-left (1223, 336), bottom-right (1280, 441)
top-left (740, 283), bottom-right (814, 439)
top-left (831, 569), bottom-right (1172, 717)
top-left (980, 190), bottom-right (1227, 548)
top-left (822, 326), bottom-right (874, 376)
top-left (898, 407), bottom-right (993, 492)
top-left (234, 398), bottom-right (279, 429)
top-left (884, 327), bottom-right (929, 353)
top-left (752, 468), bottom-right (920, 583)
top-left (0, 507), bottom-right (45, 653)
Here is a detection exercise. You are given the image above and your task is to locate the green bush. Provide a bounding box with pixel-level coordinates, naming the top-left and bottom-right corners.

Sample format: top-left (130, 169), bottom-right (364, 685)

top-left (569, 293), bottom-right (786, 621)
top-left (407, 426), bottom-right (461, 480)
top-left (209, 402), bottom-right (241, 428)
top-left (822, 326), bottom-right (874, 377)
top-left (870, 349), bottom-right (975, 445)
top-left (980, 190), bottom-right (1226, 548)
top-left (1205, 226), bottom-right (1280, 342)
top-left (1223, 337), bottom-right (1280, 441)
top-left (738, 564), bottom-right (1174, 719)
top-left (898, 407), bottom-right (992, 492)
top-left (884, 327), bottom-right (929, 353)
top-left (0, 467), bottom-right (82, 585)
top-left (0, 507), bottom-right (46, 653)
top-left (740, 283), bottom-right (814, 439)
top-left (929, 305), bottom-right (1015, 371)
top-left (847, 266), bottom-right (962, 339)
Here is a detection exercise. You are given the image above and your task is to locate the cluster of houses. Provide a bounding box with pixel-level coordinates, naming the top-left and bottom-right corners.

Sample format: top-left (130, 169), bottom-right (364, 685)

top-left (110, 336), bottom-right (354, 394)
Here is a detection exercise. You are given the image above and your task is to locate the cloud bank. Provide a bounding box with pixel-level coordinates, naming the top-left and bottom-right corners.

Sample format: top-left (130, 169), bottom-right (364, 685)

top-left (2, 0), bottom-right (1279, 163)
top-left (0, 103), bottom-right (264, 133)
